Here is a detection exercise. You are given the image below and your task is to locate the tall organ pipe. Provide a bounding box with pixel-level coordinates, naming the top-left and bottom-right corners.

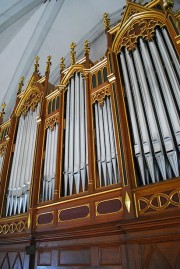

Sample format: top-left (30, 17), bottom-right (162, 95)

top-left (63, 72), bottom-right (88, 196)
top-left (118, 30), bottom-right (180, 186)
top-left (94, 96), bottom-right (120, 187)
top-left (120, 51), bottom-right (146, 185)
top-left (148, 40), bottom-right (180, 147)
top-left (6, 104), bottom-right (39, 216)
top-left (42, 123), bottom-right (58, 202)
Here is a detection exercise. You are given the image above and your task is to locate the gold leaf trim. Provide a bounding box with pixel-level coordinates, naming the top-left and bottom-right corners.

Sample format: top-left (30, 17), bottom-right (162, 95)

top-left (121, 19), bottom-right (162, 51)
top-left (0, 220), bottom-right (28, 235)
top-left (91, 87), bottom-right (111, 106)
top-left (45, 113), bottom-right (59, 130)
top-left (137, 189), bottom-right (180, 214)
top-left (0, 140), bottom-right (8, 156)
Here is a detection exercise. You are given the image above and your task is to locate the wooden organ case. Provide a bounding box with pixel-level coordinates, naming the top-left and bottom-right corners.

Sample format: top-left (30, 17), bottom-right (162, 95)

top-left (0, 1), bottom-right (180, 268)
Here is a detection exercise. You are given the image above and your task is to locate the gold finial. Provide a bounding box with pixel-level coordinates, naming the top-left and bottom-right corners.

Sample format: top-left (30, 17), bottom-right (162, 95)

top-left (70, 42), bottom-right (76, 65)
top-left (17, 77), bottom-right (24, 95)
top-left (0, 103), bottom-right (6, 124)
top-left (34, 56), bottom-right (40, 72)
top-left (84, 40), bottom-right (90, 56)
top-left (60, 57), bottom-right (65, 73)
top-left (163, 0), bottom-right (174, 12)
top-left (46, 55), bottom-right (52, 73)
top-left (1, 103), bottom-right (6, 112)
top-left (103, 12), bottom-right (110, 32)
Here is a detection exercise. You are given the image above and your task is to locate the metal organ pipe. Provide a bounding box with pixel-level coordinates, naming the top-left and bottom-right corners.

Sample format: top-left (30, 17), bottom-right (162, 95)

top-left (63, 72), bottom-right (88, 196)
top-left (139, 38), bottom-right (179, 179)
top-left (119, 52), bottom-right (146, 185)
top-left (148, 39), bottom-right (180, 147)
top-left (132, 46), bottom-right (165, 182)
top-left (6, 104), bottom-right (39, 216)
top-left (94, 95), bottom-right (120, 187)
top-left (155, 29), bottom-right (180, 109)
top-left (80, 75), bottom-right (86, 192)
top-left (74, 73), bottom-right (80, 193)
top-left (0, 155), bottom-right (4, 174)
top-left (118, 28), bottom-right (180, 186)
top-left (64, 85), bottom-right (70, 196)
top-left (125, 48), bottom-right (156, 183)
top-left (161, 27), bottom-right (180, 78)
top-left (42, 123), bottom-right (58, 202)
top-left (68, 76), bottom-right (75, 195)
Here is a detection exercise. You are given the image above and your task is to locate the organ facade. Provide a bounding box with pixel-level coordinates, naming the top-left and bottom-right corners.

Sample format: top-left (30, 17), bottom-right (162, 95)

top-left (0, 0), bottom-right (179, 268)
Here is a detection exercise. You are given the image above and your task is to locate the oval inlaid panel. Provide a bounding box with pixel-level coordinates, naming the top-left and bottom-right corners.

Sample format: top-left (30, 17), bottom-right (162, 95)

top-left (37, 212), bottom-right (53, 225)
top-left (97, 198), bottom-right (122, 215)
top-left (59, 205), bottom-right (89, 221)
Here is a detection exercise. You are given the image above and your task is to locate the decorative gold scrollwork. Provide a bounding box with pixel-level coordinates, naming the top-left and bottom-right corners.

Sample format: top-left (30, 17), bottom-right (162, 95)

top-left (121, 19), bottom-right (162, 51)
top-left (45, 113), bottom-right (59, 130)
top-left (138, 189), bottom-right (180, 214)
top-left (127, 8), bottom-right (139, 19)
top-left (2, 224), bottom-right (9, 234)
top-left (70, 42), bottom-right (76, 65)
top-left (0, 220), bottom-right (28, 235)
top-left (91, 88), bottom-right (111, 106)
top-left (9, 223), bottom-right (16, 233)
top-left (0, 141), bottom-right (8, 156)
top-left (21, 91), bottom-right (42, 116)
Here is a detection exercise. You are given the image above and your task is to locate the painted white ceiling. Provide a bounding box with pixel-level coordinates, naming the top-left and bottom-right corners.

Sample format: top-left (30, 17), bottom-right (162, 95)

top-left (0, 0), bottom-right (179, 121)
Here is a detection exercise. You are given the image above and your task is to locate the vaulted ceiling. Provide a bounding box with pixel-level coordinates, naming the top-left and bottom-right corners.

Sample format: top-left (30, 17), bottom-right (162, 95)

top-left (0, 0), bottom-right (179, 120)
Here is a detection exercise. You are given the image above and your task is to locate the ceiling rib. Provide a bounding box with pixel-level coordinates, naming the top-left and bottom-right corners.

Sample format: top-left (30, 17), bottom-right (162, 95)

top-left (0, 0), bottom-right (44, 34)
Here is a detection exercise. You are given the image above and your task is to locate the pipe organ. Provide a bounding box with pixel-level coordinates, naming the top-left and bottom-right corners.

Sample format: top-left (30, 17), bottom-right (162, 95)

top-left (0, 1), bottom-right (180, 269)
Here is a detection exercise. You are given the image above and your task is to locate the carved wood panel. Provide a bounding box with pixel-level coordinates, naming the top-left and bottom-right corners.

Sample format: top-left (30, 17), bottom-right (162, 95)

top-left (35, 245), bottom-right (122, 268)
top-left (0, 251), bottom-right (29, 269)
top-left (140, 241), bottom-right (180, 269)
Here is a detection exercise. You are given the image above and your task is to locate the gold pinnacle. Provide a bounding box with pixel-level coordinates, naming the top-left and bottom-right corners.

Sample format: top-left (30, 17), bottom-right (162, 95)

top-left (103, 12), bottom-right (110, 32)
top-left (17, 77), bottom-right (24, 95)
top-left (70, 42), bottom-right (76, 65)
top-left (1, 103), bottom-right (6, 111)
top-left (0, 102), bottom-right (6, 123)
top-left (84, 40), bottom-right (90, 56)
top-left (60, 57), bottom-right (65, 73)
top-left (46, 55), bottom-right (52, 72)
top-left (34, 56), bottom-right (40, 72)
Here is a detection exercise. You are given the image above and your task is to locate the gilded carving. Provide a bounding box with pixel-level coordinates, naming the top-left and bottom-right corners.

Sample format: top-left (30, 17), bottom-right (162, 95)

top-left (103, 12), bottom-right (110, 32)
top-left (125, 191), bottom-right (131, 213)
top-left (84, 40), bottom-right (90, 56)
top-left (128, 8), bottom-right (139, 18)
top-left (34, 56), bottom-right (40, 72)
top-left (17, 77), bottom-right (24, 95)
top-left (21, 91), bottom-right (42, 116)
top-left (91, 88), bottom-right (111, 106)
top-left (137, 189), bottom-right (180, 214)
top-left (45, 113), bottom-right (59, 130)
top-left (0, 220), bottom-right (27, 235)
top-left (0, 103), bottom-right (6, 125)
top-left (60, 57), bottom-right (65, 73)
top-left (70, 42), bottom-right (76, 65)
top-left (0, 141), bottom-right (8, 156)
top-left (46, 55), bottom-right (52, 73)
top-left (120, 19), bottom-right (162, 51)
